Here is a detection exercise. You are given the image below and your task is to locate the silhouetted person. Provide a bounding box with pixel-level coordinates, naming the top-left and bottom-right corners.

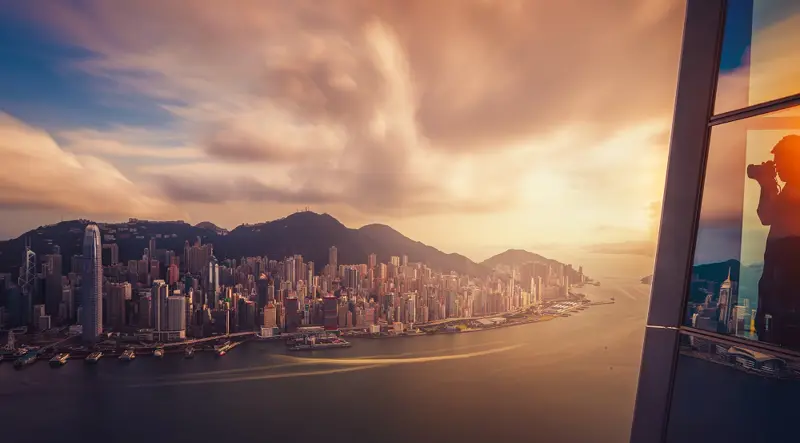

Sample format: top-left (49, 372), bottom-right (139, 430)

top-left (749, 135), bottom-right (800, 348)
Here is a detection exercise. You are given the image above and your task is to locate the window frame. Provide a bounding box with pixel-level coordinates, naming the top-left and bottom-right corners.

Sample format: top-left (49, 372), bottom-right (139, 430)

top-left (632, 1), bottom-right (800, 442)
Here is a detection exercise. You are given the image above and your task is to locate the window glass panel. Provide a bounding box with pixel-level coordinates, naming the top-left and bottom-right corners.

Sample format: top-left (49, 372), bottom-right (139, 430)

top-left (688, 106), bottom-right (800, 351)
top-left (665, 332), bottom-right (800, 443)
top-left (714, 0), bottom-right (800, 114)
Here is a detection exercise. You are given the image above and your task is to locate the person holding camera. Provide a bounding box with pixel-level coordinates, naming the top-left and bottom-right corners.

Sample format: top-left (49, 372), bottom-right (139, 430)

top-left (748, 134), bottom-right (800, 348)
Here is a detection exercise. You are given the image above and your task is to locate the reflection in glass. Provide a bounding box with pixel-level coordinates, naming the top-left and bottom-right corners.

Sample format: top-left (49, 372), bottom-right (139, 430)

top-left (714, 0), bottom-right (800, 114)
top-left (689, 106), bottom-right (800, 350)
top-left (666, 333), bottom-right (800, 443)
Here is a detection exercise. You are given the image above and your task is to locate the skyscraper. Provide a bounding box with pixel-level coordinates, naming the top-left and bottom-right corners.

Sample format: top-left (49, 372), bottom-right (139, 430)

top-left (328, 246), bottom-right (338, 277)
top-left (152, 279), bottom-right (168, 332)
top-left (81, 224), bottom-right (103, 342)
top-left (207, 255), bottom-right (219, 307)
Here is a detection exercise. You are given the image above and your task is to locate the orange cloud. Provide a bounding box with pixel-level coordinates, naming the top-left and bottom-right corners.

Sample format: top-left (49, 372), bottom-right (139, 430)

top-left (0, 113), bottom-right (179, 219)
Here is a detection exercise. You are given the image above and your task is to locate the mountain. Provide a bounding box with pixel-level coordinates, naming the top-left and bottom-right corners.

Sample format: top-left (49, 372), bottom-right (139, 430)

top-left (0, 219), bottom-right (220, 276)
top-left (0, 212), bottom-right (492, 277)
top-left (480, 248), bottom-right (586, 282)
top-left (641, 275), bottom-right (652, 284)
top-left (194, 221), bottom-right (228, 234)
top-left (481, 249), bottom-right (554, 269)
top-left (0, 212), bottom-right (588, 279)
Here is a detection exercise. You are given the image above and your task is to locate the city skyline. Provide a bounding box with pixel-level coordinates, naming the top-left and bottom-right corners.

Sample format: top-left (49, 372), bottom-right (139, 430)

top-left (0, 0), bottom-right (682, 263)
top-left (0, 211), bottom-right (601, 279)
top-left (0, 218), bottom-right (586, 347)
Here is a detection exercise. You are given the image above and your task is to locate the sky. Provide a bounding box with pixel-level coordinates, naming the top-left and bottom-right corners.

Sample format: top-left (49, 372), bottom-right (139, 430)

top-left (0, 0), bottom-right (687, 266)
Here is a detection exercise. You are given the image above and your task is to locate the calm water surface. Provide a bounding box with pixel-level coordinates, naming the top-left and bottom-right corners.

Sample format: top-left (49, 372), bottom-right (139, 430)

top-left (0, 278), bottom-right (650, 443)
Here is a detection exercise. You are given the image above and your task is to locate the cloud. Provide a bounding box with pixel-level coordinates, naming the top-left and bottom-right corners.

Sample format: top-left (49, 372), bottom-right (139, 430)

top-left (584, 240), bottom-right (656, 257)
top-left (7, 1), bottom-right (684, 218)
top-left (58, 127), bottom-right (204, 159)
top-left (0, 113), bottom-right (179, 219)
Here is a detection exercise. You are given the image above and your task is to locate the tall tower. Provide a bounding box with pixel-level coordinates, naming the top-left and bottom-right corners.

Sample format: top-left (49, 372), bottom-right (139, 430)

top-left (18, 240), bottom-right (36, 297)
top-left (81, 225), bottom-right (103, 342)
top-left (207, 255), bottom-right (219, 307)
top-left (152, 280), bottom-right (168, 332)
top-left (329, 246), bottom-right (338, 277)
top-left (718, 267), bottom-right (734, 333)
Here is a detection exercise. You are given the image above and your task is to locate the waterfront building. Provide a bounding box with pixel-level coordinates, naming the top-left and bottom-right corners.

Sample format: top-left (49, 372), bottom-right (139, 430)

top-left (80, 224), bottom-right (102, 342)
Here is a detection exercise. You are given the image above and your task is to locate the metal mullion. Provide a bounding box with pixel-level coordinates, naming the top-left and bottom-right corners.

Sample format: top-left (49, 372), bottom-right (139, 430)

top-left (710, 92), bottom-right (800, 126)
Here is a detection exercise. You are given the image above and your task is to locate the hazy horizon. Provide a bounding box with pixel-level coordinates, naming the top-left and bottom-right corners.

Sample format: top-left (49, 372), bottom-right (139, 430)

top-left (0, 211), bottom-right (654, 279)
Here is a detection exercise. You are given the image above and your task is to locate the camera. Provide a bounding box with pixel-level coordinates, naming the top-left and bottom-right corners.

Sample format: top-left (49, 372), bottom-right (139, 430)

top-left (747, 161), bottom-right (775, 181)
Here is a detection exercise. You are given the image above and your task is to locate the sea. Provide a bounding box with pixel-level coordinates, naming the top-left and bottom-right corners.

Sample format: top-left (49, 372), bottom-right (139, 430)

top-left (0, 277), bottom-right (651, 443)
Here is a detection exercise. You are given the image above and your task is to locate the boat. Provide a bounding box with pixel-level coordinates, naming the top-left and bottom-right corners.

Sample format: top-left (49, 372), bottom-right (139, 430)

top-left (153, 346), bottom-right (165, 358)
top-left (13, 348), bottom-right (28, 358)
top-left (610, 297), bottom-right (615, 301)
top-left (49, 353), bottom-right (70, 367)
top-left (215, 341), bottom-right (233, 357)
top-left (288, 337), bottom-right (352, 352)
top-left (119, 349), bottom-right (136, 362)
top-left (184, 346), bottom-right (195, 359)
top-left (216, 343), bottom-right (232, 357)
top-left (14, 351), bottom-right (38, 369)
top-left (86, 351), bottom-right (103, 364)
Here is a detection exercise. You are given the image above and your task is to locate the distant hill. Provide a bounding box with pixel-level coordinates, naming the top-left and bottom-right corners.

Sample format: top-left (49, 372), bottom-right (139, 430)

top-left (481, 248), bottom-right (585, 282)
top-left (641, 275), bottom-right (652, 284)
top-left (0, 212), bottom-right (494, 277)
top-left (194, 221), bottom-right (228, 234)
top-left (481, 249), bottom-right (554, 269)
top-left (0, 219), bottom-right (219, 275)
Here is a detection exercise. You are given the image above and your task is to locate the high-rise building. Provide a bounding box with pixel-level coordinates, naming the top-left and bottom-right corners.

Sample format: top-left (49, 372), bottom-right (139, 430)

top-left (328, 246), bottom-right (338, 277)
top-left (368, 253), bottom-right (377, 269)
top-left (206, 255), bottom-right (219, 307)
top-left (167, 263), bottom-right (179, 285)
top-left (107, 282), bottom-right (131, 328)
top-left (152, 280), bottom-right (168, 332)
top-left (167, 295), bottom-right (186, 332)
top-left (80, 225), bottom-right (103, 342)
top-left (323, 295), bottom-right (338, 330)
top-left (102, 243), bottom-right (119, 266)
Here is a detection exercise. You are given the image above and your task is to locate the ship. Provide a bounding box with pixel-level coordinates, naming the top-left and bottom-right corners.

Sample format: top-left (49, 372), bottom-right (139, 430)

top-left (13, 347), bottom-right (28, 358)
top-left (184, 346), bottom-right (195, 359)
top-left (13, 351), bottom-right (38, 369)
top-left (86, 351), bottom-right (103, 364)
top-left (288, 336), bottom-right (351, 352)
top-left (119, 349), bottom-right (136, 362)
top-left (215, 341), bottom-right (233, 357)
top-left (49, 353), bottom-right (70, 367)
top-left (610, 297), bottom-right (615, 301)
top-left (153, 346), bottom-right (165, 358)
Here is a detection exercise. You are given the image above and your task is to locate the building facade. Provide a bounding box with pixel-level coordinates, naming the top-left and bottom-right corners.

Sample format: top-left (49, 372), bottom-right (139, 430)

top-left (631, 1), bottom-right (800, 442)
top-left (81, 224), bottom-right (103, 342)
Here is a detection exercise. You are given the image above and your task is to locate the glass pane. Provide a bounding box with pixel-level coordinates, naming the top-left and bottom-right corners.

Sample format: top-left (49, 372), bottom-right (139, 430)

top-left (714, 0), bottom-right (800, 114)
top-left (689, 106), bottom-right (800, 350)
top-left (665, 333), bottom-right (800, 443)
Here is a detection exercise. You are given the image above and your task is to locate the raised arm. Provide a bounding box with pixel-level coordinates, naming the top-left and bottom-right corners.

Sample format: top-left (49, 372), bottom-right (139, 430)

top-left (756, 179), bottom-right (780, 226)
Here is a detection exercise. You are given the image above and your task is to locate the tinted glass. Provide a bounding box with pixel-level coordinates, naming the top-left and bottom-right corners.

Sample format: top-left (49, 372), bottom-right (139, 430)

top-left (688, 106), bottom-right (800, 350)
top-left (665, 332), bottom-right (800, 443)
top-left (714, 0), bottom-right (800, 114)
